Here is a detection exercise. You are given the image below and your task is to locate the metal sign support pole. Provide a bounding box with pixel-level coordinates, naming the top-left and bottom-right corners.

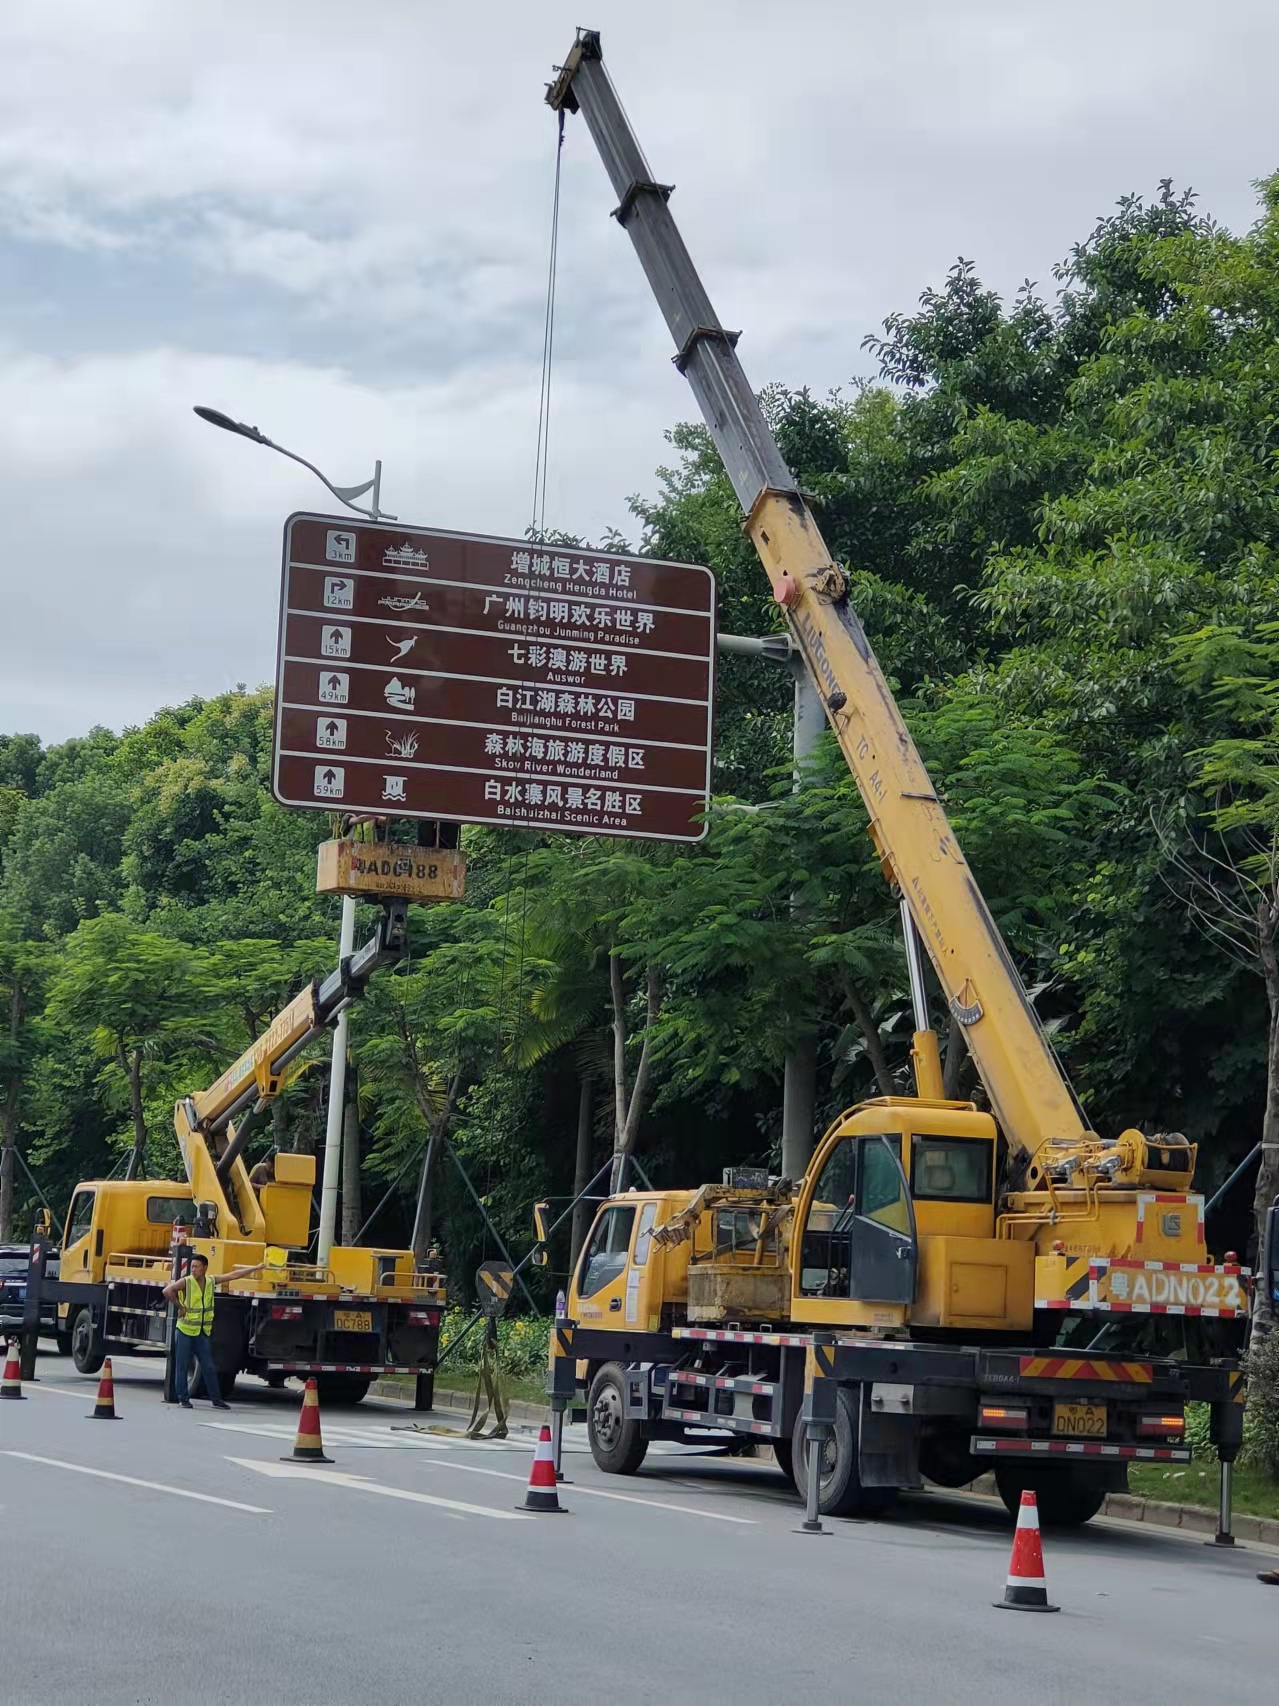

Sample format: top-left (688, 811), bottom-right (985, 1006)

top-left (163, 1233), bottom-right (189, 1405)
top-left (317, 894), bottom-right (357, 1266)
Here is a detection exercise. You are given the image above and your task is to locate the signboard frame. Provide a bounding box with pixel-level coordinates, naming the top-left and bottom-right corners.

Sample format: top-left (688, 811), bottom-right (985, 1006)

top-left (270, 513), bottom-right (716, 842)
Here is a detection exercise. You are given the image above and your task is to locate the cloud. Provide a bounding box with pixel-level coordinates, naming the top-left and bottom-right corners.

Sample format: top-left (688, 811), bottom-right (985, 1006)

top-left (0, 0), bottom-right (1274, 740)
top-left (0, 345), bottom-right (675, 739)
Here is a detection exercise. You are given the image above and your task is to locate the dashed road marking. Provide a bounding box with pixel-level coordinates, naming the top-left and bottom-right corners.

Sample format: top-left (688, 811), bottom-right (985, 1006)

top-left (227, 1457), bottom-right (529, 1521)
top-left (410, 1454), bottom-right (758, 1524)
top-left (204, 1420), bottom-right (448, 1450)
top-left (4, 1451), bottom-right (270, 1514)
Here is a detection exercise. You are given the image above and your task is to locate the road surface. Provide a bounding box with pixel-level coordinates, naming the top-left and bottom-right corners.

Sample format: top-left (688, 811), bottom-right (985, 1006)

top-left (1, 1352), bottom-right (1273, 1705)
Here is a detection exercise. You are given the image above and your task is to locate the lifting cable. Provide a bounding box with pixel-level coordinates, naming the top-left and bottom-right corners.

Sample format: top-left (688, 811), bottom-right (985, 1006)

top-left (529, 107), bottom-right (566, 541)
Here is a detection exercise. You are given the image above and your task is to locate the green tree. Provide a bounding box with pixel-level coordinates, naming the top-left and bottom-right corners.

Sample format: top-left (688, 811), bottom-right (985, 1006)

top-left (43, 915), bottom-right (220, 1178)
top-left (0, 914), bottom-right (54, 1238)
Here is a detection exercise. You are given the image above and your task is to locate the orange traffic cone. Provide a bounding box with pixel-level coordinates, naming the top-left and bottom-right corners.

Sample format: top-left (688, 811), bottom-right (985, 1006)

top-left (280, 1378), bottom-right (332, 1464)
top-left (517, 1424), bottom-right (568, 1513)
top-left (995, 1489), bottom-right (1059, 1612)
top-left (0, 1341), bottom-right (25, 1400)
top-left (89, 1358), bottom-right (119, 1420)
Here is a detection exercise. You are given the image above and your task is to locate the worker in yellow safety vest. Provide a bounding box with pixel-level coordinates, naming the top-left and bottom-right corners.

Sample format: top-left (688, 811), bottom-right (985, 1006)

top-left (162, 1252), bottom-right (264, 1409)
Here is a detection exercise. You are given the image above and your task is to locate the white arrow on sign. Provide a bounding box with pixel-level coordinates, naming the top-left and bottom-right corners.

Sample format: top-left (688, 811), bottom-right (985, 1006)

top-left (226, 1457), bottom-right (530, 1521)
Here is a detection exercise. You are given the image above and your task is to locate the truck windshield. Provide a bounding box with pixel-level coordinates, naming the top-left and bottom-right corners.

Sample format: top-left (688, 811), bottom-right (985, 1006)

top-left (66, 1191), bottom-right (95, 1247)
top-left (578, 1205), bottom-right (636, 1298)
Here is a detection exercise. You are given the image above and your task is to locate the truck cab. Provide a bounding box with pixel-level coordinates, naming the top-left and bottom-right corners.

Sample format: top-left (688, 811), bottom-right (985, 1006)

top-left (793, 1098), bottom-right (1034, 1334)
top-left (570, 1190), bottom-right (694, 1333)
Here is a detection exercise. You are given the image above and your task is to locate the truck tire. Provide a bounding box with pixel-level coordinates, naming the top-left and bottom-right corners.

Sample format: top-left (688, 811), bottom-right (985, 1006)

top-left (70, 1307), bottom-right (105, 1375)
top-left (771, 1435), bottom-right (796, 1487)
top-left (587, 1362), bottom-right (649, 1475)
top-left (994, 1463), bottom-right (1107, 1528)
top-left (316, 1374), bottom-right (370, 1406)
top-left (791, 1387), bottom-right (897, 1519)
top-left (189, 1360), bottom-right (239, 1400)
top-left (55, 1327), bottom-right (74, 1358)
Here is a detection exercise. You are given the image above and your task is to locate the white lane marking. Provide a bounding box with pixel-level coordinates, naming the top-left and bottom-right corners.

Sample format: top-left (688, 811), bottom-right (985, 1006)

top-left (411, 1455), bottom-right (756, 1524)
top-left (206, 1420), bottom-right (541, 1455)
top-left (227, 1458), bottom-right (529, 1521)
top-left (3, 1452), bottom-right (270, 1514)
top-left (204, 1421), bottom-right (449, 1451)
top-left (16, 1383), bottom-right (84, 1398)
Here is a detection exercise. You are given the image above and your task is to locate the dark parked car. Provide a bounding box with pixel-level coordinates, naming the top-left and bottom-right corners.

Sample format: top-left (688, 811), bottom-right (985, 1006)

top-left (0, 1244), bottom-right (62, 1346)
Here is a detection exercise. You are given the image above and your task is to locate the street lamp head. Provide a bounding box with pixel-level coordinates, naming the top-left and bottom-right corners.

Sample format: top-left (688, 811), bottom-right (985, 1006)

top-left (193, 405), bottom-right (267, 444)
top-left (192, 405), bottom-right (393, 520)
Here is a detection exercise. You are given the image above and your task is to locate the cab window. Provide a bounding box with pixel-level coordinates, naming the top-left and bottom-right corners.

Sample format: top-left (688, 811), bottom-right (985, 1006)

top-left (578, 1206), bottom-right (637, 1298)
top-left (910, 1136), bottom-right (992, 1204)
top-left (632, 1203), bottom-right (658, 1267)
top-left (146, 1196), bottom-right (193, 1225)
top-left (861, 1139), bottom-right (907, 1223)
top-left (799, 1135), bottom-right (901, 1296)
top-left (65, 1190), bottom-right (95, 1247)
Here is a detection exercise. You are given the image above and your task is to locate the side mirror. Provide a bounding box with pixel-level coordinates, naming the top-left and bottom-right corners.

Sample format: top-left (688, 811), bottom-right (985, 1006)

top-left (530, 1201), bottom-right (551, 1268)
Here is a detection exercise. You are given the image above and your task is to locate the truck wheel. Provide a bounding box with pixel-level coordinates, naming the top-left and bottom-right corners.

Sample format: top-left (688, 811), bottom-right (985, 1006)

top-left (188, 1359), bottom-right (239, 1400)
top-left (587, 1362), bottom-right (649, 1475)
top-left (55, 1328), bottom-right (74, 1358)
top-left (994, 1463), bottom-right (1107, 1527)
top-left (316, 1374), bottom-right (370, 1406)
top-left (70, 1308), bottom-right (105, 1375)
top-left (791, 1387), bottom-right (897, 1519)
top-left (771, 1435), bottom-right (796, 1487)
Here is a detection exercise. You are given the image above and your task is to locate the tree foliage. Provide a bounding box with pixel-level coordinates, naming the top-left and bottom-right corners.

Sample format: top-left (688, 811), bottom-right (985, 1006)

top-left (2, 173), bottom-right (1278, 1307)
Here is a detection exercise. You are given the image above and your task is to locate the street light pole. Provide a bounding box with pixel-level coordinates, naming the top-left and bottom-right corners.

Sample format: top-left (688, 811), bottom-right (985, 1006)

top-left (781, 661), bottom-right (825, 1182)
top-left (716, 633), bottom-right (824, 1181)
top-left (193, 403), bottom-right (392, 1267)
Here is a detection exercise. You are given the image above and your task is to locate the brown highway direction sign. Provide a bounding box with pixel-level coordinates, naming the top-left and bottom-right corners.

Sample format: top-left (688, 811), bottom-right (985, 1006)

top-left (272, 514), bottom-right (716, 841)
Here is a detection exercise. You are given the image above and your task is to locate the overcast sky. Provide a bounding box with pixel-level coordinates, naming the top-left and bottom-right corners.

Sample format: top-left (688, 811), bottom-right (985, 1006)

top-left (0, 0), bottom-right (1275, 742)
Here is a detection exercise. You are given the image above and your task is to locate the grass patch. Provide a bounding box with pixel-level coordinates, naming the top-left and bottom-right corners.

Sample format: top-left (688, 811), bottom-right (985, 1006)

top-left (1128, 1459), bottom-right (1279, 1521)
top-left (378, 1369), bottom-right (549, 1409)
top-left (433, 1371), bottom-right (548, 1409)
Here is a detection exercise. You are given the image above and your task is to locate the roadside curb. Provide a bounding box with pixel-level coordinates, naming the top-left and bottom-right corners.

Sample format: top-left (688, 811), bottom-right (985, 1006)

top-left (960, 1471), bottom-right (1279, 1547)
top-left (1100, 1490), bottom-right (1279, 1546)
top-left (369, 1378), bottom-right (546, 1429)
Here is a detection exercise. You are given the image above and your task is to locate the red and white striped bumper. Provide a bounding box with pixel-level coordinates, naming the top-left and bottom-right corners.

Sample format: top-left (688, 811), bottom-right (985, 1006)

top-left (973, 1436), bottom-right (1191, 1463)
top-left (264, 1362), bottom-right (423, 1375)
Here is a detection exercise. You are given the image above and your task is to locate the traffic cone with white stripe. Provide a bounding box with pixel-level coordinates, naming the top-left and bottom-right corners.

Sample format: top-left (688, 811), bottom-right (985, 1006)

top-left (89, 1358), bottom-right (119, 1420)
top-left (517, 1424), bottom-right (568, 1513)
top-left (995, 1489), bottom-right (1059, 1612)
top-left (0, 1341), bottom-right (24, 1400)
top-left (280, 1378), bottom-right (332, 1464)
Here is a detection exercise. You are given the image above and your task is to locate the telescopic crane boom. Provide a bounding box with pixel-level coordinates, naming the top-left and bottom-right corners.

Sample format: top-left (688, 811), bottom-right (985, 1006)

top-left (548, 31), bottom-right (1093, 1179)
top-left (173, 901), bottom-right (408, 1238)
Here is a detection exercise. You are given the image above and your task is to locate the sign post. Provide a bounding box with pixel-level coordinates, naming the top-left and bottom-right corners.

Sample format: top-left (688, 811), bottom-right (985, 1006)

top-left (272, 515), bottom-right (716, 842)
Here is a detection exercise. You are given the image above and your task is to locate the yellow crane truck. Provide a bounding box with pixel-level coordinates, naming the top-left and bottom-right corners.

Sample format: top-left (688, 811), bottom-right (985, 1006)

top-left (35, 900), bottom-right (444, 1405)
top-left (541, 31), bottom-right (1249, 1525)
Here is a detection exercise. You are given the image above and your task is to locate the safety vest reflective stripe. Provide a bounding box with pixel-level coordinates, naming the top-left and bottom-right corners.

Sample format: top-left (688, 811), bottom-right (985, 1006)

top-left (176, 1274), bottom-right (216, 1337)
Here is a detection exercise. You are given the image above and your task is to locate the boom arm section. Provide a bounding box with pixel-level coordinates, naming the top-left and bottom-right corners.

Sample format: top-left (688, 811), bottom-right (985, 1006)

top-left (547, 33), bottom-right (1088, 1162)
top-left (173, 901), bottom-right (408, 1237)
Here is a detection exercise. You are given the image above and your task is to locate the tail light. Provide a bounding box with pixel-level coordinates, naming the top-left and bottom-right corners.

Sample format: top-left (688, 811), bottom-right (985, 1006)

top-left (270, 1304), bottom-right (303, 1320)
top-left (979, 1404), bottom-right (1029, 1431)
top-left (407, 1309), bottom-right (439, 1326)
top-left (1138, 1413), bottom-right (1185, 1438)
